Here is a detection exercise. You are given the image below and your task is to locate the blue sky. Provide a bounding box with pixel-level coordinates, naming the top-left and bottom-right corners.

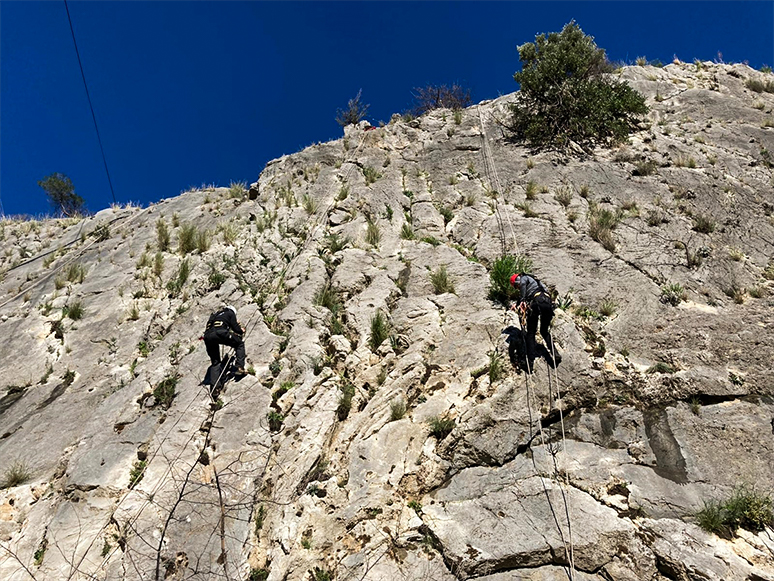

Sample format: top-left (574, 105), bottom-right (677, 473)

top-left (2, 1), bottom-right (772, 217)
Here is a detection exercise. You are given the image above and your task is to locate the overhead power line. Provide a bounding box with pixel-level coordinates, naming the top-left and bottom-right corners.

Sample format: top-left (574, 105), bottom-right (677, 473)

top-left (63, 0), bottom-right (117, 205)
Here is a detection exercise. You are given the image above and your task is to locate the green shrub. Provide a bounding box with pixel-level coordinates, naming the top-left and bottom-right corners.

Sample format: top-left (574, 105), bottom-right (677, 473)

top-left (439, 206), bottom-right (454, 225)
top-left (1, 461), bottom-right (31, 489)
top-left (248, 569), bottom-right (269, 581)
top-left (128, 460), bottom-right (147, 489)
top-left (488, 254), bottom-right (533, 305)
top-left (38, 172), bottom-right (84, 216)
top-left (153, 374), bottom-right (178, 409)
top-left (156, 219), bottom-right (170, 251)
top-left (428, 415), bottom-right (455, 440)
top-left (697, 486), bottom-right (774, 537)
top-left (420, 236), bottom-right (440, 246)
top-left (369, 310), bottom-right (390, 351)
top-left (509, 21), bottom-right (647, 151)
top-left (429, 265), bottom-right (455, 294)
top-left (632, 160), bottom-right (658, 176)
top-left (267, 411), bottom-right (284, 432)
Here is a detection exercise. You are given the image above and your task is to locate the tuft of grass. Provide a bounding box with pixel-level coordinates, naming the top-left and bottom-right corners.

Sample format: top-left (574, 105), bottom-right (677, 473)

top-left (589, 207), bottom-right (620, 253)
top-left (439, 206), bottom-right (454, 225)
top-left (428, 415), bottom-right (455, 440)
top-left (166, 259), bottom-right (190, 297)
top-left (646, 362), bottom-right (676, 374)
top-left (660, 283), bottom-right (687, 306)
top-left (674, 154), bottom-right (697, 168)
top-left (196, 228), bottom-right (210, 253)
top-left (302, 194), bottom-right (319, 215)
top-left (400, 223), bottom-right (415, 240)
top-left (516, 202), bottom-right (538, 218)
top-left (153, 252), bottom-right (164, 278)
top-left (554, 186), bottom-right (572, 208)
top-left (632, 160), bottom-right (658, 176)
top-left (487, 254), bottom-right (533, 305)
top-left (314, 284), bottom-right (342, 314)
top-left (177, 223), bottom-right (197, 255)
top-left (229, 181), bottom-right (246, 199)
top-left (728, 247), bottom-right (745, 262)
top-left (748, 285), bottom-right (768, 299)
top-left (365, 219), bottom-right (381, 248)
top-left (420, 236), bottom-right (441, 246)
top-left (155, 219), bottom-right (171, 253)
top-left (390, 399), bottom-right (406, 421)
top-left (337, 185), bottom-right (349, 201)
top-left (697, 485), bottom-right (774, 538)
top-left (369, 310), bottom-right (390, 351)
top-left (692, 214), bottom-right (716, 234)
top-left (363, 166), bottom-right (382, 185)
top-left (1, 461), bottom-right (32, 489)
top-left (746, 78), bottom-right (774, 93)
top-left (66, 262), bottom-right (86, 283)
top-left (488, 350), bottom-right (505, 383)
top-left (429, 265), bottom-right (455, 294)
top-left (724, 285), bottom-right (746, 304)
top-left (63, 300), bottom-right (84, 320)
top-left (524, 181), bottom-right (538, 200)
top-left (599, 299), bottom-right (617, 317)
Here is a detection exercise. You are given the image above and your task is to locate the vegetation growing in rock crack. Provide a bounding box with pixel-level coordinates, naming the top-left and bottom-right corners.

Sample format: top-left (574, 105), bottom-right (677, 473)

top-left (337, 380), bottom-right (356, 421)
top-left (697, 485), bottom-right (774, 538)
top-left (128, 460), bottom-right (147, 489)
top-left (428, 415), bottom-right (455, 440)
top-left (429, 265), bottom-right (455, 295)
top-left (488, 254), bottom-right (533, 305)
top-left (390, 399), bottom-right (406, 421)
top-left (153, 374), bottom-right (179, 409)
top-left (588, 206), bottom-right (621, 252)
top-left (365, 219), bottom-right (381, 248)
top-left (509, 21), bottom-right (647, 152)
top-left (660, 283), bottom-right (687, 306)
top-left (368, 310), bottom-right (390, 351)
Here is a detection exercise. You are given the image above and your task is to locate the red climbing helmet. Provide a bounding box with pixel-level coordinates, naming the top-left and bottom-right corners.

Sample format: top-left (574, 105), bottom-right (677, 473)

top-left (510, 273), bottom-right (520, 286)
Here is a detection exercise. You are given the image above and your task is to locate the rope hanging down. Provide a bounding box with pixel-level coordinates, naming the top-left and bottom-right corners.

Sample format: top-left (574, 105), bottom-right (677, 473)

top-left (64, 0), bottom-right (117, 205)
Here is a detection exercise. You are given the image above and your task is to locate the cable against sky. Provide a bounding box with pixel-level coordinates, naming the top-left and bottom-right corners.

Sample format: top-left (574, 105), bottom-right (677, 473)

top-left (63, 0), bottom-right (116, 205)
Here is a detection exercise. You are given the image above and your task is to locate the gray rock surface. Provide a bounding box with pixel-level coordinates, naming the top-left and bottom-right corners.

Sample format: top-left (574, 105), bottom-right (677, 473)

top-left (1, 62), bottom-right (773, 580)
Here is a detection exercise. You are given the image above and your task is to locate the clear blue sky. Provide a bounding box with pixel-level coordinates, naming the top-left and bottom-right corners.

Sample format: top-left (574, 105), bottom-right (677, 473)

top-left (2, 1), bottom-right (772, 217)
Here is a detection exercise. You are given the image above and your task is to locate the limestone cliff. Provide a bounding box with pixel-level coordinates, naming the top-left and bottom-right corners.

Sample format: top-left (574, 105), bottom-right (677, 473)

top-left (1, 62), bottom-right (773, 581)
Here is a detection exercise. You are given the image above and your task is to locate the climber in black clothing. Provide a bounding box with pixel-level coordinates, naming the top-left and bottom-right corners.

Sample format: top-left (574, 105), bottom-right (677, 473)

top-left (510, 273), bottom-right (562, 368)
top-left (204, 305), bottom-right (247, 375)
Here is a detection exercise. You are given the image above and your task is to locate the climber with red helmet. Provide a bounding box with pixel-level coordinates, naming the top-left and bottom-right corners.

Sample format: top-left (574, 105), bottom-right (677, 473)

top-left (510, 273), bottom-right (561, 369)
top-left (204, 305), bottom-right (247, 376)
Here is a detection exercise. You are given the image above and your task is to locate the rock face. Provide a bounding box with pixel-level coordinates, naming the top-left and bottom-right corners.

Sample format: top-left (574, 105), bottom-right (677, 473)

top-left (1, 62), bottom-right (774, 581)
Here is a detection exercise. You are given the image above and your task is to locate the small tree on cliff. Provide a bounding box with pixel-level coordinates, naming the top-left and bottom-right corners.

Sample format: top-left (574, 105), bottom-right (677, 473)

top-left (510, 21), bottom-right (648, 152)
top-left (38, 173), bottom-right (85, 216)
